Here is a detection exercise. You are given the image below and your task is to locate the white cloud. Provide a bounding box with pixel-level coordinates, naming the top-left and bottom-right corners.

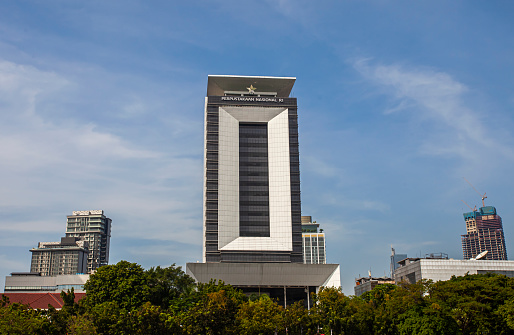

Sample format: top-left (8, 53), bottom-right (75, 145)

top-left (0, 59), bottom-right (202, 249)
top-left (353, 59), bottom-right (514, 162)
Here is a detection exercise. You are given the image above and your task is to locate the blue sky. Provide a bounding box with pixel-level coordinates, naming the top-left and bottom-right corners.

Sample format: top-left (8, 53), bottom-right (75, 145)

top-left (1, 1), bottom-right (513, 294)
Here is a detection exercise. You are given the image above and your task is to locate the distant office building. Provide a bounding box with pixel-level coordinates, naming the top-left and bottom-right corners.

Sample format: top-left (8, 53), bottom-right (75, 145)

top-left (390, 247), bottom-right (407, 277)
top-left (394, 257), bottom-right (514, 284)
top-left (187, 75), bottom-right (340, 307)
top-left (65, 210), bottom-right (112, 273)
top-left (30, 237), bottom-right (88, 276)
top-left (354, 276), bottom-right (395, 296)
top-left (301, 216), bottom-right (326, 264)
top-left (462, 206), bottom-right (507, 261)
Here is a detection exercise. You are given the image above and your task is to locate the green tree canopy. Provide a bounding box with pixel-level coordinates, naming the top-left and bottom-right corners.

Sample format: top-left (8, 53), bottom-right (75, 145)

top-left (82, 260), bottom-right (150, 311)
top-left (145, 264), bottom-right (196, 310)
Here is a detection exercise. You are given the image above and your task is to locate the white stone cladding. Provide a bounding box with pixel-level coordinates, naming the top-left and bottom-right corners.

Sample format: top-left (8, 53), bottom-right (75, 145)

top-left (217, 106), bottom-right (292, 252)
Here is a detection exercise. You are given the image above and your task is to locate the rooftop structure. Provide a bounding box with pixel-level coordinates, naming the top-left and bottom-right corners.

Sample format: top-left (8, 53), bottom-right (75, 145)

top-left (462, 206), bottom-right (507, 261)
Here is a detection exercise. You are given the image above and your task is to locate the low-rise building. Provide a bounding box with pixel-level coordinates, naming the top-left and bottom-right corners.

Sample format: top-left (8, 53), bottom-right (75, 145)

top-left (4, 272), bottom-right (89, 293)
top-left (394, 257), bottom-right (514, 284)
top-left (354, 276), bottom-right (395, 296)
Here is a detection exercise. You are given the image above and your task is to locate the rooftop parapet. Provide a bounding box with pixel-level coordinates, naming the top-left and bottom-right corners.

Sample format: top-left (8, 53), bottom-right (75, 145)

top-left (464, 206), bottom-right (497, 219)
top-left (207, 75), bottom-right (296, 97)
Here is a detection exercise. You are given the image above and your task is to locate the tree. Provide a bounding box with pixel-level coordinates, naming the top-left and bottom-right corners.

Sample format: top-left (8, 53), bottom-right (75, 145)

top-left (86, 301), bottom-right (130, 335)
top-left (0, 296), bottom-right (49, 335)
top-left (284, 301), bottom-right (313, 335)
top-left (67, 314), bottom-right (98, 335)
top-left (125, 302), bottom-right (173, 335)
top-left (236, 294), bottom-right (285, 335)
top-left (145, 264), bottom-right (196, 310)
top-left (396, 304), bottom-right (458, 335)
top-left (361, 283), bottom-right (397, 307)
top-left (82, 260), bottom-right (150, 311)
top-left (371, 280), bottom-right (433, 335)
top-left (429, 273), bottom-right (514, 334)
top-left (311, 286), bottom-right (351, 334)
top-left (181, 289), bottom-right (239, 335)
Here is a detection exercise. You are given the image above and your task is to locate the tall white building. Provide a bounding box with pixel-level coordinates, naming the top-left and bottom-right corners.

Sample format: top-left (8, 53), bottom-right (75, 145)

top-left (301, 216), bottom-right (326, 264)
top-left (203, 75), bottom-right (302, 263)
top-left (65, 210), bottom-right (111, 273)
top-left (188, 76), bottom-right (340, 307)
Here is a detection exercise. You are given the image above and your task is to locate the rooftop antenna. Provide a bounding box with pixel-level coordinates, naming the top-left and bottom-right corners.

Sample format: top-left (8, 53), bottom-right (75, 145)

top-left (463, 177), bottom-right (487, 207)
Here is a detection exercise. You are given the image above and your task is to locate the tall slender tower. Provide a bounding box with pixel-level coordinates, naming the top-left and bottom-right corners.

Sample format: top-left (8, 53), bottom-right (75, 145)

top-left (203, 75), bottom-right (303, 263)
top-left (462, 206), bottom-right (507, 260)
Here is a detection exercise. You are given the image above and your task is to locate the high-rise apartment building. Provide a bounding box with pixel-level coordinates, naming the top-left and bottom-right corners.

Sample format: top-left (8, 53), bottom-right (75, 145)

top-left (203, 75), bottom-right (302, 263)
top-left (65, 210), bottom-right (112, 273)
top-left (301, 216), bottom-right (326, 264)
top-left (30, 237), bottom-right (88, 276)
top-left (462, 206), bottom-right (507, 260)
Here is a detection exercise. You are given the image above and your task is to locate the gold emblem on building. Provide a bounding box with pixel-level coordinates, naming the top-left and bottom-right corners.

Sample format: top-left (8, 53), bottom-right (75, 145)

top-left (246, 84), bottom-right (256, 94)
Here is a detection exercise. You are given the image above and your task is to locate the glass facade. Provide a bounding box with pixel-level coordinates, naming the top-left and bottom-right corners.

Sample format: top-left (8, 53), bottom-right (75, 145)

top-left (239, 123), bottom-right (270, 237)
top-left (302, 234), bottom-right (326, 264)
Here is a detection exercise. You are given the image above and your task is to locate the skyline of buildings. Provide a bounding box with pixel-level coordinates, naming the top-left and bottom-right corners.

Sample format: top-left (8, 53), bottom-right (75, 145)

top-left (462, 206), bottom-right (507, 261)
top-left (1, 69), bottom-right (511, 296)
top-left (4, 210), bottom-right (110, 295)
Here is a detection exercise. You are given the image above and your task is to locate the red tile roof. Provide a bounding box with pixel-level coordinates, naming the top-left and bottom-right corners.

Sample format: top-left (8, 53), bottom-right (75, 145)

top-left (2, 292), bottom-right (86, 309)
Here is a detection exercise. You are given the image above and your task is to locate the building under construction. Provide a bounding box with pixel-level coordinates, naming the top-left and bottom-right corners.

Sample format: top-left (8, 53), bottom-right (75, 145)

top-left (462, 206), bottom-right (507, 260)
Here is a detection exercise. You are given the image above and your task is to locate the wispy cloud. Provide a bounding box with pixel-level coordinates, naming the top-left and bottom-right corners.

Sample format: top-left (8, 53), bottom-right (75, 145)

top-left (352, 59), bottom-right (514, 162)
top-left (0, 59), bottom-right (202, 248)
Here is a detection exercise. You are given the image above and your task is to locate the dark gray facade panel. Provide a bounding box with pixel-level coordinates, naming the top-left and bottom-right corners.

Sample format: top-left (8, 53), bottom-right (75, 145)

top-left (205, 105), bottom-right (220, 261)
